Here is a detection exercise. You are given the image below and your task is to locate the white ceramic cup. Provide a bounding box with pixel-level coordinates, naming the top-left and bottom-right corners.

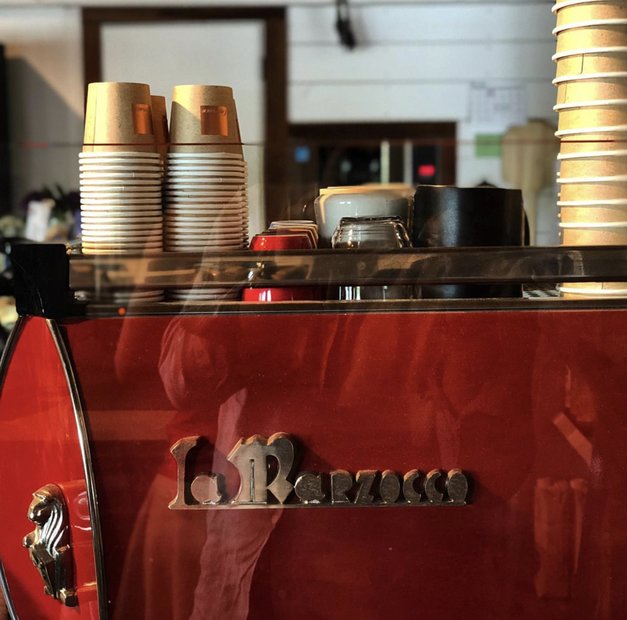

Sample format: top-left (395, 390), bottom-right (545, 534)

top-left (314, 186), bottom-right (411, 246)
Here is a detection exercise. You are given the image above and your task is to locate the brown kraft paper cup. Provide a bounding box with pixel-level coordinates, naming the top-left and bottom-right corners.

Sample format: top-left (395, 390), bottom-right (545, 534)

top-left (556, 75), bottom-right (627, 105)
top-left (83, 82), bottom-right (157, 153)
top-left (169, 85), bottom-right (243, 155)
top-left (555, 2), bottom-right (627, 28)
top-left (556, 25), bottom-right (627, 53)
top-left (558, 151), bottom-right (627, 176)
top-left (560, 202), bottom-right (627, 222)
top-left (558, 135), bottom-right (627, 152)
top-left (555, 51), bottom-right (627, 78)
top-left (560, 223), bottom-right (627, 243)
top-left (559, 176), bottom-right (627, 200)
top-left (561, 281), bottom-right (627, 293)
top-left (558, 104), bottom-right (627, 130)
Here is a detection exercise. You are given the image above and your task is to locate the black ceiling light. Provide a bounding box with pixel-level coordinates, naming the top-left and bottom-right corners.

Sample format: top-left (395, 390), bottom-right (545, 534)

top-left (335, 0), bottom-right (357, 50)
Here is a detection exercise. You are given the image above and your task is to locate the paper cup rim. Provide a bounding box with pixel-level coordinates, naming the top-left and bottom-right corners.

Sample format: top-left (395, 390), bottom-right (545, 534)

top-left (82, 230), bottom-right (164, 236)
top-left (553, 46), bottom-right (627, 60)
top-left (558, 198), bottom-right (627, 205)
top-left (81, 197), bottom-right (162, 207)
top-left (165, 199), bottom-right (247, 204)
top-left (167, 174), bottom-right (247, 180)
top-left (167, 170), bottom-right (246, 176)
top-left (166, 231), bottom-right (244, 236)
top-left (553, 18), bottom-right (627, 36)
top-left (553, 71), bottom-right (627, 84)
top-left (554, 99), bottom-right (627, 111)
top-left (79, 160), bottom-right (163, 166)
top-left (166, 162), bottom-right (246, 168)
top-left (80, 173), bottom-right (162, 179)
top-left (79, 164), bottom-right (162, 171)
top-left (81, 217), bottom-right (164, 223)
top-left (556, 125), bottom-right (627, 137)
top-left (165, 244), bottom-right (244, 250)
top-left (167, 152), bottom-right (243, 159)
top-left (81, 212), bottom-right (163, 218)
top-left (80, 179), bottom-right (161, 186)
top-left (558, 173), bottom-right (627, 182)
top-left (558, 148), bottom-right (627, 158)
top-left (558, 284), bottom-right (627, 295)
top-left (165, 200), bottom-right (247, 205)
top-left (82, 238), bottom-right (165, 243)
top-left (80, 151), bottom-right (160, 159)
top-left (553, 0), bottom-right (622, 12)
top-left (165, 229), bottom-right (244, 236)
top-left (166, 161), bottom-right (246, 167)
top-left (559, 220), bottom-right (627, 228)
top-left (166, 212), bottom-right (244, 217)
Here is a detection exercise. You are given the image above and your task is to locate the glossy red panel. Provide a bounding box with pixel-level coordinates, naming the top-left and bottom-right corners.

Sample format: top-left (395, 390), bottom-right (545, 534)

top-left (61, 308), bottom-right (627, 619)
top-left (0, 317), bottom-right (98, 618)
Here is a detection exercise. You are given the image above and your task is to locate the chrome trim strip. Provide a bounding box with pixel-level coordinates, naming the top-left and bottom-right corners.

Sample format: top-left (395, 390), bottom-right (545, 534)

top-left (82, 296), bottom-right (627, 318)
top-left (0, 557), bottom-right (19, 620)
top-left (46, 320), bottom-right (108, 619)
top-left (69, 246), bottom-right (627, 291)
top-left (0, 319), bottom-right (25, 620)
top-left (0, 317), bottom-right (25, 393)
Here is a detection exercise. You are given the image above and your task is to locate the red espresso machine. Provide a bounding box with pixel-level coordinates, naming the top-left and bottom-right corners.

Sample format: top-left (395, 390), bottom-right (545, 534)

top-left (0, 243), bottom-right (626, 619)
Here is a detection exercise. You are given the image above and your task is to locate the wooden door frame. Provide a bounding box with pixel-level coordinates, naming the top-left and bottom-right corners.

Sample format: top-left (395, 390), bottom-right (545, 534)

top-left (82, 6), bottom-right (288, 223)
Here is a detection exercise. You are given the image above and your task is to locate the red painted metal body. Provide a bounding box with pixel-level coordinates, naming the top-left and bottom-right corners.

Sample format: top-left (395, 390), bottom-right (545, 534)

top-left (1, 307), bottom-right (627, 618)
top-left (0, 318), bottom-right (99, 619)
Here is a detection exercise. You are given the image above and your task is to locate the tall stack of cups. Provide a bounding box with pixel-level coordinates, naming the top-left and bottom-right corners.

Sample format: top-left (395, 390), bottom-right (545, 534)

top-left (553, 0), bottom-right (627, 298)
top-left (80, 82), bottom-right (164, 303)
top-left (165, 85), bottom-right (249, 302)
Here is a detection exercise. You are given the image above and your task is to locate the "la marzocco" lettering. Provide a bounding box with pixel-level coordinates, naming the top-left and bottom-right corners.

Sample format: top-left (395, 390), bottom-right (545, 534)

top-left (169, 433), bottom-right (471, 510)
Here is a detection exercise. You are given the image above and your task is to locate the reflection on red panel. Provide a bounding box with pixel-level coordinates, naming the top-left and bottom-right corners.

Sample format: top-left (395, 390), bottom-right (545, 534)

top-left (0, 318), bottom-right (98, 618)
top-left (54, 309), bottom-right (627, 619)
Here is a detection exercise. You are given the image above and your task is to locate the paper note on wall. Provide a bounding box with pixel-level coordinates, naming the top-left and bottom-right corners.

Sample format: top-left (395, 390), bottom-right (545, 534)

top-left (469, 82), bottom-right (527, 127)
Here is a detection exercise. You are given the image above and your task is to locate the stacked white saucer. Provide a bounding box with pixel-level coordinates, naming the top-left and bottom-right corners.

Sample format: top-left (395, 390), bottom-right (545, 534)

top-left (165, 85), bottom-right (249, 301)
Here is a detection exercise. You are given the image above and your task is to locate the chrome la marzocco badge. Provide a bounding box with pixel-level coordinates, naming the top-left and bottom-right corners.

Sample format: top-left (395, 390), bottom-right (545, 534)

top-left (169, 433), bottom-right (471, 510)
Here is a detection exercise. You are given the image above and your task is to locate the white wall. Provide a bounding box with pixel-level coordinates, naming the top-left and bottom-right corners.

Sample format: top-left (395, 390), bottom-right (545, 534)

top-left (0, 2), bottom-right (560, 240)
top-left (0, 6), bottom-right (83, 208)
top-left (289, 4), bottom-right (557, 183)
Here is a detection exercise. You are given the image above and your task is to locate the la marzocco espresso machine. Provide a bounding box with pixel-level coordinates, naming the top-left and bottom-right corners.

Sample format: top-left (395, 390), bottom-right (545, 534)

top-left (0, 242), bottom-right (627, 619)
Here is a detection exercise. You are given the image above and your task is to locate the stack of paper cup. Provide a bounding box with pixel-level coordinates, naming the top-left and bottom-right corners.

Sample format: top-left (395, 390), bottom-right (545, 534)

top-left (80, 82), bottom-right (164, 303)
top-left (166, 85), bottom-right (249, 301)
top-left (553, 0), bottom-right (627, 297)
